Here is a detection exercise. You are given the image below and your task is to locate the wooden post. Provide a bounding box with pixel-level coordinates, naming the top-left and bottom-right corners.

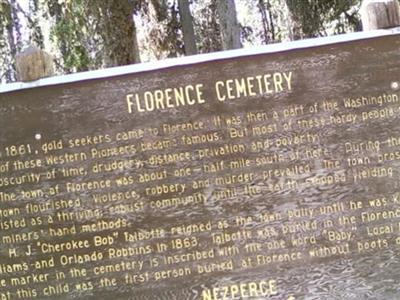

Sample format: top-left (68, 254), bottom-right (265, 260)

top-left (361, 0), bottom-right (400, 31)
top-left (15, 45), bottom-right (54, 82)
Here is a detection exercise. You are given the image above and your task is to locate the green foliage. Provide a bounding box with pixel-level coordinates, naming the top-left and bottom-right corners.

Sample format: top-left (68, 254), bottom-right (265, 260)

top-left (0, 0), bottom-right (16, 81)
top-left (48, 0), bottom-right (92, 72)
top-left (0, 1), bottom-right (11, 30)
top-left (47, 0), bottom-right (145, 71)
top-left (0, 0), bottom-right (366, 83)
top-left (286, 0), bottom-right (361, 38)
top-left (193, 0), bottom-right (222, 53)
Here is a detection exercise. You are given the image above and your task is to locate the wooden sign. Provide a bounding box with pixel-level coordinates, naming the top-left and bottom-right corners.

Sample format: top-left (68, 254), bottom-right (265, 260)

top-left (0, 29), bottom-right (400, 300)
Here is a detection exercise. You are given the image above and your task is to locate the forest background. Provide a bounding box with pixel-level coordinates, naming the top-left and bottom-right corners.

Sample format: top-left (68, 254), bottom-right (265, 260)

top-left (0, 0), bottom-right (369, 84)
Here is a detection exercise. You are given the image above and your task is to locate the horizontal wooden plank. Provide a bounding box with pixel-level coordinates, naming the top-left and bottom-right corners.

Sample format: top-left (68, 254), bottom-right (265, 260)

top-left (0, 27), bottom-right (399, 94)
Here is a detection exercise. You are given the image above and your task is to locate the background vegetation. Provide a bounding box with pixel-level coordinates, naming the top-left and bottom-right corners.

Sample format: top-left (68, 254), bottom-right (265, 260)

top-left (0, 0), bottom-right (364, 83)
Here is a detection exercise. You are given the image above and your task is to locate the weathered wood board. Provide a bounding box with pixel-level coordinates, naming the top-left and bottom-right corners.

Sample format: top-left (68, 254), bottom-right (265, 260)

top-left (1, 29), bottom-right (400, 300)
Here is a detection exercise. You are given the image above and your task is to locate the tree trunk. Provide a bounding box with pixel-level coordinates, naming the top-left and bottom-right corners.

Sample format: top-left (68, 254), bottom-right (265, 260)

top-left (207, 0), bottom-right (223, 52)
top-left (28, 0), bottom-right (45, 48)
top-left (99, 0), bottom-right (140, 67)
top-left (10, 0), bottom-right (22, 48)
top-left (284, 0), bottom-right (303, 40)
top-left (48, 2), bottom-right (69, 69)
top-left (258, 0), bottom-right (275, 44)
top-left (288, 0), bottom-right (338, 38)
top-left (132, 23), bottom-right (141, 64)
top-left (178, 0), bottom-right (197, 55)
top-left (5, 0), bottom-right (20, 82)
top-left (216, 0), bottom-right (242, 50)
top-left (266, 0), bottom-right (275, 41)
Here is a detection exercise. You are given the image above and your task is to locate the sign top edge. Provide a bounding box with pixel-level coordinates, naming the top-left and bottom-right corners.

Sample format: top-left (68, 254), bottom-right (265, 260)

top-left (1, 27), bottom-right (399, 94)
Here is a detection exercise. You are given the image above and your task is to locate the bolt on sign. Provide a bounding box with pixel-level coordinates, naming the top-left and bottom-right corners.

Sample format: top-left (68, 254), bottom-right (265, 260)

top-left (0, 28), bottom-right (400, 300)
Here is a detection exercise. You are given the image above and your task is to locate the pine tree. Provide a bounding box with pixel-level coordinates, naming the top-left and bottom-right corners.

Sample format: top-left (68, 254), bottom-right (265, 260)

top-left (217, 0), bottom-right (242, 49)
top-left (178, 0), bottom-right (197, 55)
